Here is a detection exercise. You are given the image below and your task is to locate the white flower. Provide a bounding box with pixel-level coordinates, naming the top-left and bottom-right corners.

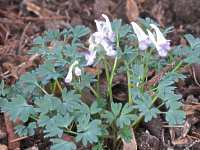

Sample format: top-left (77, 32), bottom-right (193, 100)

top-left (101, 39), bottom-right (116, 56)
top-left (131, 21), bottom-right (151, 50)
top-left (85, 50), bottom-right (96, 66)
top-left (64, 61), bottom-right (79, 83)
top-left (74, 66), bottom-right (81, 76)
top-left (92, 14), bottom-right (116, 56)
top-left (147, 24), bottom-right (171, 57)
top-left (94, 14), bottom-right (115, 42)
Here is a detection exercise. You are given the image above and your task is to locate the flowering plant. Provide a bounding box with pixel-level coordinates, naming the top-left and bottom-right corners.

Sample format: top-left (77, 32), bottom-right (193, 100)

top-left (1, 14), bottom-right (199, 149)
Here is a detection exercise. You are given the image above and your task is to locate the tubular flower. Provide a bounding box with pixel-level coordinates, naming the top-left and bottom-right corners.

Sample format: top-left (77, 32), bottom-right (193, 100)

top-left (93, 14), bottom-right (116, 57)
top-left (74, 66), bottom-right (82, 76)
top-left (147, 24), bottom-right (171, 57)
top-left (84, 36), bottom-right (97, 66)
top-left (84, 50), bottom-right (97, 66)
top-left (131, 21), bottom-right (151, 50)
top-left (65, 61), bottom-right (81, 83)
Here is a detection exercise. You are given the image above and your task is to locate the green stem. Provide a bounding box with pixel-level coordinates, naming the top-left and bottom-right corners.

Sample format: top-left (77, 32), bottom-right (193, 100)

top-left (108, 56), bottom-right (118, 103)
top-left (172, 60), bottom-right (183, 72)
top-left (96, 67), bottom-right (100, 97)
top-left (103, 59), bottom-right (110, 83)
top-left (127, 67), bottom-right (132, 104)
top-left (55, 79), bottom-right (63, 93)
top-left (90, 86), bottom-right (99, 98)
top-left (36, 83), bottom-right (49, 95)
top-left (64, 129), bottom-right (77, 135)
top-left (52, 80), bottom-right (57, 94)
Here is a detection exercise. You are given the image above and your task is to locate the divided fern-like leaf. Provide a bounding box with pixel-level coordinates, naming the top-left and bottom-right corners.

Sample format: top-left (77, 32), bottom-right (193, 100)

top-left (2, 95), bottom-right (35, 122)
top-left (76, 120), bottom-right (102, 146)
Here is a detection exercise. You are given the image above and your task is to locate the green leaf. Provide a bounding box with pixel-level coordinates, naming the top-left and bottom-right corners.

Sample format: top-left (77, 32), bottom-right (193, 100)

top-left (183, 48), bottom-right (200, 64)
top-left (15, 122), bottom-right (36, 137)
top-left (112, 19), bottom-right (131, 38)
top-left (116, 104), bottom-right (137, 128)
top-left (38, 114), bottom-right (73, 138)
top-left (44, 30), bottom-right (61, 41)
top-left (92, 143), bottom-right (104, 150)
top-left (134, 93), bottom-right (159, 122)
top-left (184, 34), bottom-right (200, 49)
top-left (0, 80), bottom-right (6, 96)
top-left (101, 111), bottom-right (115, 124)
top-left (33, 36), bottom-right (45, 45)
top-left (123, 46), bottom-right (138, 63)
top-left (73, 73), bottom-right (96, 90)
top-left (111, 102), bottom-right (122, 117)
top-left (35, 63), bottom-right (60, 84)
top-left (132, 64), bottom-right (144, 82)
top-left (20, 72), bottom-right (38, 85)
top-left (76, 120), bottom-right (102, 146)
top-left (61, 89), bottom-right (82, 113)
top-left (74, 103), bottom-right (91, 125)
top-left (51, 139), bottom-right (76, 150)
top-left (35, 95), bottom-right (62, 115)
top-left (119, 126), bottom-right (133, 143)
top-left (166, 109), bottom-right (185, 125)
top-left (2, 95), bottom-right (35, 122)
top-left (90, 101), bottom-right (103, 114)
top-left (158, 72), bottom-right (186, 124)
top-left (71, 25), bottom-right (90, 38)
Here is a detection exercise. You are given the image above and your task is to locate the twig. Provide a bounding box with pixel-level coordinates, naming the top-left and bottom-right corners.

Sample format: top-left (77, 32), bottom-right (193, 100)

top-left (192, 66), bottom-right (200, 88)
top-left (19, 16), bottom-right (68, 21)
top-left (17, 22), bottom-right (31, 55)
top-left (10, 136), bottom-right (28, 143)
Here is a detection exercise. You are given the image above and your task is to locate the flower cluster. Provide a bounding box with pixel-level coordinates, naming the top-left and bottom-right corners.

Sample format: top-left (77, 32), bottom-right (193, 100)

top-left (84, 14), bottom-right (116, 66)
top-left (65, 14), bottom-right (171, 83)
top-left (131, 22), bottom-right (171, 57)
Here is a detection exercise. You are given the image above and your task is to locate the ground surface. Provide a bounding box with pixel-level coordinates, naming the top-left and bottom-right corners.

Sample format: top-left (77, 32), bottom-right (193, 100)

top-left (1, 0), bottom-right (200, 149)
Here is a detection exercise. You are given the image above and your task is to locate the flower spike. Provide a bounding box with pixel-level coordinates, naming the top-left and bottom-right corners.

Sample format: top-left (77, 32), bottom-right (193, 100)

top-left (92, 14), bottom-right (116, 57)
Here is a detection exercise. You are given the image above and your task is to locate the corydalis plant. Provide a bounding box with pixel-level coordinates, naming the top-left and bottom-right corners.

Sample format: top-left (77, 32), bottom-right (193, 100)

top-left (0, 15), bottom-right (194, 150)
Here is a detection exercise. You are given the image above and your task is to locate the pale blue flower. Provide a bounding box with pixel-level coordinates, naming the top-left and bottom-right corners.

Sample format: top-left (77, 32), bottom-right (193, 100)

top-left (147, 24), bottom-right (171, 57)
top-left (131, 21), bottom-right (151, 50)
top-left (92, 14), bottom-right (116, 56)
top-left (84, 49), bottom-right (96, 66)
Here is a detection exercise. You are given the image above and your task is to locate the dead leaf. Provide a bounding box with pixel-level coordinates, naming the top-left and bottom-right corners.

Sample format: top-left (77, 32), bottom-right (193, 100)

top-left (123, 129), bottom-right (137, 150)
top-left (182, 120), bottom-right (191, 138)
top-left (126, 0), bottom-right (139, 21)
top-left (172, 136), bottom-right (193, 146)
top-left (183, 104), bottom-right (200, 116)
top-left (0, 144), bottom-right (8, 150)
top-left (23, 0), bottom-right (68, 30)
